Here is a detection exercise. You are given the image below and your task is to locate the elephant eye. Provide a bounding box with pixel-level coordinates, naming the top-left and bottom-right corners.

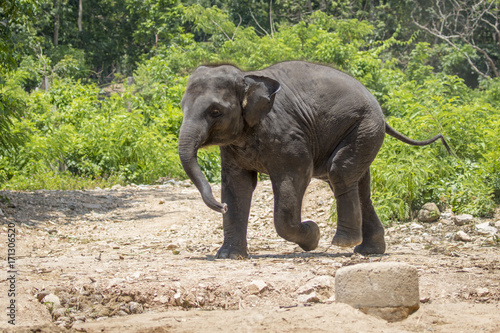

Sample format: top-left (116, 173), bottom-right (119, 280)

top-left (209, 109), bottom-right (222, 118)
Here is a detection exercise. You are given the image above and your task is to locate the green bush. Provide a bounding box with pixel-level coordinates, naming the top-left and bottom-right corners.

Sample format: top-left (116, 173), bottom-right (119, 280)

top-left (1, 8), bottom-right (498, 223)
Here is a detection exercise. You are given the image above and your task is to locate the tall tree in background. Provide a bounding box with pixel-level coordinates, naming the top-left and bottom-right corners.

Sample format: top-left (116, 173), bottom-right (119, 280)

top-left (412, 0), bottom-right (500, 80)
top-left (0, 0), bottom-right (39, 148)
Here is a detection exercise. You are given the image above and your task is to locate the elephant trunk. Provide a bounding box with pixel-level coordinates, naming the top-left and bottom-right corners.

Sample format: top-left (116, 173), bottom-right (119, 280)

top-left (178, 123), bottom-right (227, 214)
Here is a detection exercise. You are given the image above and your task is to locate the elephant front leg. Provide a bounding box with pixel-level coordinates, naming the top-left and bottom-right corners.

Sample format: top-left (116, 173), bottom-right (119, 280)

top-left (216, 164), bottom-right (257, 259)
top-left (271, 174), bottom-right (320, 251)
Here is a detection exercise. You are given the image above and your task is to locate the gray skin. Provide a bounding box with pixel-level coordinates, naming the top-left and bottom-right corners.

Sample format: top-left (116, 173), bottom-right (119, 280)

top-left (178, 61), bottom-right (449, 259)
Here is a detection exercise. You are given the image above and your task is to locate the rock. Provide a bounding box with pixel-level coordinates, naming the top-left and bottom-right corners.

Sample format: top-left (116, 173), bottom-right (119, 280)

top-left (129, 301), bottom-right (144, 314)
top-left (455, 230), bottom-right (472, 242)
top-left (476, 287), bottom-right (490, 297)
top-left (37, 291), bottom-right (50, 302)
top-left (52, 308), bottom-right (67, 320)
top-left (495, 220), bottom-right (500, 229)
top-left (417, 203), bottom-right (440, 223)
top-left (166, 244), bottom-right (179, 250)
top-left (173, 292), bottom-right (182, 306)
top-left (475, 222), bottom-right (498, 236)
top-left (296, 275), bottom-right (334, 295)
top-left (106, 278), bottom-right (125, 289)
top-left (410, 223), bottom-right (424, 230)
top-left (335, 262), bottom-right (419, 322)
top-left (248, 280), bottom-right (268, 294)
top-left (42, 293), bottom-right (62, 310)
top-left (297, 291), bottom-right (320, 303)
top-left (116, 310), bottom-right (128, 317)
top-left (453, 214), bottom-right (474, 226)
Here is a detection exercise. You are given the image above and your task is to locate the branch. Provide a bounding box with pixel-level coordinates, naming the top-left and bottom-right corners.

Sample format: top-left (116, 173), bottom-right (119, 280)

top-left (209, 19), bottom-right (232, 41)
top-left (250, 9), bottom-right (271, 38)
top-left (412, 16), bottom-right (491, 79)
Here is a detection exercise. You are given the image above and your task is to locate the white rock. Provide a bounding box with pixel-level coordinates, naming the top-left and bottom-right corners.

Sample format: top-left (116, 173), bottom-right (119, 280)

top-left (455, 230), bottom-right (472, 242)
top-left (335, 262), bottom-right (419, 322)
top-left (248, 280), bottom-right (268, 294)
top-left (297, 291), bottom-right (320, 303)
top-left (296, 275), bottom-right (334, 295)
top-left (495, 220), bottom-right (500, 229)
top-left (453, 214), bottom-right (474, 225)
top-left (42, 294), bottom-right (61, 309)
top-left (475, 222), bottom-right (498, 236)
top-left (410, 223), bottom-right (424, 230)
top-left (173, 292), bottom-right (182, 306)
top-left (476, 287), bottom-right (490, 297)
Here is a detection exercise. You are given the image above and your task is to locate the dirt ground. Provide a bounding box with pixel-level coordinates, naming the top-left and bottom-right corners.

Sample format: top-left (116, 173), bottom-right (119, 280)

top-left (1, 179), bottom-right (499, 332)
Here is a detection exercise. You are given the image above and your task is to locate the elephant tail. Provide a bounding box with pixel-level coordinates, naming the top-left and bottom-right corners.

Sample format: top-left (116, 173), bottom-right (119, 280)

top-left (385, 123), bottom-right (451, 153)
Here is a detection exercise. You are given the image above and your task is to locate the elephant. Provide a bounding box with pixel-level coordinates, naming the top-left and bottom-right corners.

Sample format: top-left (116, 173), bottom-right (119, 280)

top-left (178, 61), bottom-right (449, 259)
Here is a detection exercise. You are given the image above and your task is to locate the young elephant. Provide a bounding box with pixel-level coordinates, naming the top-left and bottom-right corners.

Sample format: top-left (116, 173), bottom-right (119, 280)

top-left (178, 61), bottom-right (449, 259)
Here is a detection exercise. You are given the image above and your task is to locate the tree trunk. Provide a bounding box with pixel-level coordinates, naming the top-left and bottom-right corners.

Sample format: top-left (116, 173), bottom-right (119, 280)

top-left (53, 0), bottom-right (60, 46)
top-left (78, 0), bottom-right (83, 32)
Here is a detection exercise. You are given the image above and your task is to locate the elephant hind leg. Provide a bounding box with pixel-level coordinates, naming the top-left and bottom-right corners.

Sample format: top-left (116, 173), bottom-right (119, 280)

top-left (328, 121), bottom-right (384, 249)
top-left (354, 169), bottom-right (386, 254)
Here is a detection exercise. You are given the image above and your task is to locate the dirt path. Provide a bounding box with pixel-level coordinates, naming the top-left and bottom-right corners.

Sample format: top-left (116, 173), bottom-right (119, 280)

top-left (1, 180), bottom-right (499, 332)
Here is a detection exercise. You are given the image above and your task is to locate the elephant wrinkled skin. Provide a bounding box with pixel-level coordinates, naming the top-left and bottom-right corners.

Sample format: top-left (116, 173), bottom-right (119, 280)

top-left (178, 61), bottom-right (449, 259)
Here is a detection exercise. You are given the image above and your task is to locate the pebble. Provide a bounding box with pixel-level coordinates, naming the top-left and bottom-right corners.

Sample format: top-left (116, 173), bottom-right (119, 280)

top-left (248, 280), bottom-right (268, 294)
top-left (129, 301), bottom-right (144, 314)
top-left (296, 275), bottom-right (334, 295)
top-left (455, 230), bottom-right (472, 242)
top-left (410, 223), bottom-right (424, 230)
top-left (476, 287), bottom-right (490, 297)
top-left (475, 222), bottom-right (498, 236)
top-left (42, 294), bottom-right (61, 309)
top-left (453, 214), bottom-right (474, 226)
top-left (297, 291), bottom-right (320, 303)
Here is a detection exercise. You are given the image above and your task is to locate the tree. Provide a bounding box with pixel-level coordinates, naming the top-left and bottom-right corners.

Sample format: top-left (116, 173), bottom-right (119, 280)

top-left (412, 0), bottom-right (500, 80)
top-left (0, 0), bottom-right (39, 149)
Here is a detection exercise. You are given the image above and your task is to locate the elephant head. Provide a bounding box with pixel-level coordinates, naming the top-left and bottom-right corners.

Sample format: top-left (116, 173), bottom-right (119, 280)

top-left (178, 65), bottom-right (281, 213)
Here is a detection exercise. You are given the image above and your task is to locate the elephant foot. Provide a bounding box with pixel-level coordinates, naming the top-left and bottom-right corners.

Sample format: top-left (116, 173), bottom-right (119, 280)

top-left (296, 220), bottom-right (320, 252)
top-left (332, 227), bottom-right (362, 248)
top-left (354, 228), bottom-right (386, 255)
top-left (216, 244), bottom-right (248, 259)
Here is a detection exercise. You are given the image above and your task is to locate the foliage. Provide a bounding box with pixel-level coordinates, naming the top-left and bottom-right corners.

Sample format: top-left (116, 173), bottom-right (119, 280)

top-left (0, 3), bottom-right (498, 223)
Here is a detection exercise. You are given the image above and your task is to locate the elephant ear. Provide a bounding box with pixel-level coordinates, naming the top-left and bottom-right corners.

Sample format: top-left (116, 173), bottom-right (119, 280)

top-left (242, 75), bottom-right (281, 127)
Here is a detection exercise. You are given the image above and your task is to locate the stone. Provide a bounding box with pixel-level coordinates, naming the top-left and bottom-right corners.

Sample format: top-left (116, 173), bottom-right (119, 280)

top-left (495, 220), bottom-right (500, 229)
top-left (475, 222), bottom-right (498, 236)
top-left (129, 301), bottom-right (144, 314)
top-left (248, 280), bottom-right (268, 294)
top-left (52, 308), bottom-right (67, 320)
top-left (42, 293), bottom-right (62, 310)
top-left (417, 203), bottom-right (440, 223)
top-left (453, 214), bottom-right (474, 226)
top-left (410, 223), bottom-right (424, 230)
top-left (296, 275), bottom-right (335, 297)
top-left (476, 287), bottom-right (490, 297)
top-left (335, 262), bottom-right (419, 322)
top-left (297, 291), bottom-right (320, 303)
top-left (173, 292), bottom-right (182, 306)
top-left (455, 230), bottom-right (472, 242)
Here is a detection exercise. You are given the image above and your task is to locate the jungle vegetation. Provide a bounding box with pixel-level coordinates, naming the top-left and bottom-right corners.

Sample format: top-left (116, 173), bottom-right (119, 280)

top-left (1, 0), bottom-right (499, 222)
